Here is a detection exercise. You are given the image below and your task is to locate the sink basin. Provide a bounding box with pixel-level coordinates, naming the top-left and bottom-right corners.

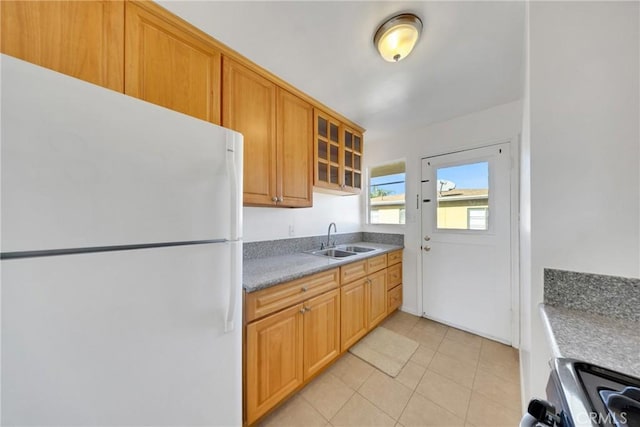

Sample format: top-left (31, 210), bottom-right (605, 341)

top-left (308, 249), bottom-right (357, 258)
top-left (336, 245), bottom-right (376, 253)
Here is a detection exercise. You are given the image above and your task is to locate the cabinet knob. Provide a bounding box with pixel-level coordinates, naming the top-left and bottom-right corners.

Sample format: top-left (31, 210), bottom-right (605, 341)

top-left (301, 287), bottom-right (307, 292)
top-left (277, 196), bottom-right (284, 202)
top-left (424, 236), bottom-right (431, 241)
top-left (423, 246), bottom-right (431, 252)
top-left (299, 308), bottom-right (306, 314)
top-left (271, 196), bottom-right (278, 203)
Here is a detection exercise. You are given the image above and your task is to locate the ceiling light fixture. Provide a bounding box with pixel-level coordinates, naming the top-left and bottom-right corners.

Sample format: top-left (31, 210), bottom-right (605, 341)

top-left (374, 13), bottom-right (423, 63)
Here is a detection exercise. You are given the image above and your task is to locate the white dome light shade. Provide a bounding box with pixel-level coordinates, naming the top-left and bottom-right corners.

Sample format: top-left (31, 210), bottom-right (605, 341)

top-left (374, 14), bottom-right (423, 63)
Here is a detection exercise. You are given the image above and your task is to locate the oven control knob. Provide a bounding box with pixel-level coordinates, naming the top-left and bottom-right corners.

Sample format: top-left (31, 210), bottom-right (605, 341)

top-left (526, 399), bottom-right (558, 426)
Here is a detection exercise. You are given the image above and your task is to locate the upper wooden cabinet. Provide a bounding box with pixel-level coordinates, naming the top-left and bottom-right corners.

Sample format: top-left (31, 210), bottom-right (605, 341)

top-left (1, 0), bottom-right (124, 91)
top-left (314, 109), bottom-right (363, 194)
top-left (223, 58), bottom-right (277, 205)
top-left (277, 89), bottom-right (313, 208)
top-left (223, 57), bottom-right (312, 207)
top-left (2, 0), bottom-right (361, 208)
top-left (124, 1), bottom-right (221, 124)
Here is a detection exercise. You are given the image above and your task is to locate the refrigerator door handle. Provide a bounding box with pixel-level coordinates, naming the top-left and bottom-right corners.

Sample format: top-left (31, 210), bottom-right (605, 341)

top-left (226, 133), bottom-right (243, 241)
top-left (225, 241), bottom-right (241, 333)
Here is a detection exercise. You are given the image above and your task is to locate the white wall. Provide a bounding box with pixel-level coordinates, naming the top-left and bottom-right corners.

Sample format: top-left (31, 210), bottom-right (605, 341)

top-left (522, 0), bottom-right (640, 403)
top-left (364, 100), bottom-right (523, 315)
top-left (243, 191), bottom-right (361, 242)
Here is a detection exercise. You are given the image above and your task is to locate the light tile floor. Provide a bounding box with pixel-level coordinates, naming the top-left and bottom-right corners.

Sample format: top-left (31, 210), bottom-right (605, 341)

top-left (258, 311), bottom-right (522, 427)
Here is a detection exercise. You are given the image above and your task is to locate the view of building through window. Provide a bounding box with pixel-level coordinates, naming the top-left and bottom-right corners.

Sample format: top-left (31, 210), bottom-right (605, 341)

top-left (436, 161), bottom-right (489, 230)
top-left (369, 161), bottom-right (406, 225)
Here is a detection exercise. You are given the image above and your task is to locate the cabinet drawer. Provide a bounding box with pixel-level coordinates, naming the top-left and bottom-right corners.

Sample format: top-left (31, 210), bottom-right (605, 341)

top-left (246, 268), bottom-right (339, 322)
top-left (387, 263), bottom-right (402, 290)
top-left (340, 260), bottom-right (367, 284)
top-left (387, 285), bottom-right (402, 314)
top-left (387, 250), bottom-right (403, 266)
top-left (367, 254), bottom-right (387, 274)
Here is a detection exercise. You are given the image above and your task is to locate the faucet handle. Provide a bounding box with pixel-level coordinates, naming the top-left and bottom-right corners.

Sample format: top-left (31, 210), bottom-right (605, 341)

top-left (320, 242), bottom-right (325, 250)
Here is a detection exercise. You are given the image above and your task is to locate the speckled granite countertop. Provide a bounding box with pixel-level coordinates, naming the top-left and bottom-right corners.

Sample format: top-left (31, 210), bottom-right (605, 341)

top-left (539, 304), bottom-right (640, 378)
top-left (243, 242), bottom-right (402, 292)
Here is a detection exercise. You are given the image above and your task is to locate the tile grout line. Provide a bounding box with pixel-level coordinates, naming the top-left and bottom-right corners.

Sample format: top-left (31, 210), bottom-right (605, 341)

top-left (323, 363), bottom-right (377, 425)
top-left (396, 353), bottom-right (431, 424)
top-left (463, 341), bottom-right (483, 424)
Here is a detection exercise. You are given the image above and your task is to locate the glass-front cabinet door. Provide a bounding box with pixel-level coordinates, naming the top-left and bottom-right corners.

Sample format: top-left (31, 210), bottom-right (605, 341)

top-left (342, 126), bottom-right (363, 193)
top-left (314, 108), bottom-right (364, 194)
top-left (314, 110), bottom-right (342, 191)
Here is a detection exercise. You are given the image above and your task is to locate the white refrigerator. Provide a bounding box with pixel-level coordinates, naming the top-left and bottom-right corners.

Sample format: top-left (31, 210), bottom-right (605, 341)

top-left (0, 55), bottom-right (243, 426)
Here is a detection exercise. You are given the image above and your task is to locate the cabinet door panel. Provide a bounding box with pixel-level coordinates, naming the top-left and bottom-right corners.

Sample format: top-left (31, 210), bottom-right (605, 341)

top-left (246, 304), bottom-right (303, 424)
top-left (314, 110), bottom-right (343, 191)
top-left (303, 289), bottom-right (340, 380)
top-left (245, 269), bottom-right (339, 322)
top-left (340, 260), bottom-right (367, 284)
top-left (340, 279), bottom-right (368, 351)
top-left (388, 285), bottom-right (402, 314)
top-left (222, 58), bottom-right (277, 206)
top-left (125, 2), bottom-right (221, 123)
top-left (387, 263), bottom-right (402, 291)
top-left (278, 89), bottom-right (313, 207)
top-left (367, 254), bottom-right (387, 274)
top-left (368, 270), bottom-right (387, 329)
top-left (1, 0), bottom-right (124, 91)
top-left (342, 126), bottom-right (363, 194)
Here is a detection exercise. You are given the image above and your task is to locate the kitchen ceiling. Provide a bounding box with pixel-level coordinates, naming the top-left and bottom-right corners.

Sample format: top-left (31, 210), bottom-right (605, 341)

top-left (160, 1), bottom-right (526, 140)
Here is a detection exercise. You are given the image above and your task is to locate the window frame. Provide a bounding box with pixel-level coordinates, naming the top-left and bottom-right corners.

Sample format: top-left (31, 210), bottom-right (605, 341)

top-left (367, 159), bottom-right (407, 226)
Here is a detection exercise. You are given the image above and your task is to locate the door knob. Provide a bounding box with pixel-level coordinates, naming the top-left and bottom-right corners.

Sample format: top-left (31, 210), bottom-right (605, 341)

top-left (423, 246), bottom-right (431, 252)
top-left (424, 236), bottom-right (431, 241)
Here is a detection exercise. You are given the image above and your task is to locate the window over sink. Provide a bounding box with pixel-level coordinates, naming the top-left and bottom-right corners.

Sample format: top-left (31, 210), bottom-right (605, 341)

top-left (368, 160), bottom-right (406, 225)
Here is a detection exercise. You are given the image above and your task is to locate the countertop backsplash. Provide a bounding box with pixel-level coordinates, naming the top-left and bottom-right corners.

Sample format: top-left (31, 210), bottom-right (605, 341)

top-left (243, 232), bottom-right (404, 260)
top-left (543, 268), bottom-right (640, 322)
top-left (540, 268), bottom-right (640, 377)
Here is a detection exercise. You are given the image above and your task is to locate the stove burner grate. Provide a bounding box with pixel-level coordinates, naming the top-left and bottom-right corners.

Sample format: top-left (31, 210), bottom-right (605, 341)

top-left (599, 387), bottom-right (640, 427)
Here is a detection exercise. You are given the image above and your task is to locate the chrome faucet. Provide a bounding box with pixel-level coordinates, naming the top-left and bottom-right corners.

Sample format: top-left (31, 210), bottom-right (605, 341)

top-left (322, 222), bottom-right (337, 249)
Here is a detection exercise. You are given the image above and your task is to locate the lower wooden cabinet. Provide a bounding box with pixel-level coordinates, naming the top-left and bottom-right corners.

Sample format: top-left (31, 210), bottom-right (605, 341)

top-left (246, 288), bottom-right (340, 424)
top-left (340, 259), bottom-right (388, 351)
top-left (340, 278), bottom-right (368, 351)
top-left (245, 250), bottom-right (402, 425)
top-left (367, 269), bottom-right (387, 329)
top-left (388, 285), bottom-right (402, 313)
top-left (303, 289), bottom-right (340, 380)
top-left (246, 303), bottom-right (304, 424)
top-left (386, 250), bottom-right (403, 315)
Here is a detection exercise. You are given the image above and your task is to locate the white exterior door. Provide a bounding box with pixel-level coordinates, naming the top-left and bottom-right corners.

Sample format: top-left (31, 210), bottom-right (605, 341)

top-left (421, 143), bottom-right (513, 343)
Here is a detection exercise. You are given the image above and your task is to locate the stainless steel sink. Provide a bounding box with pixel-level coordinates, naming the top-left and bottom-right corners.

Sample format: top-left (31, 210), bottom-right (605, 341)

top-left (306, 245), bottom-right (378, 259)
top-left (336, 245), bottom-right (376, 253)
top-left (307, 249), bottom-right (357, 258)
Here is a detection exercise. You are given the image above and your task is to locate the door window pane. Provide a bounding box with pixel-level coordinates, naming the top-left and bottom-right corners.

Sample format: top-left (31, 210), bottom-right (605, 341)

top-left (436, 161), bottom-right (489, 231)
